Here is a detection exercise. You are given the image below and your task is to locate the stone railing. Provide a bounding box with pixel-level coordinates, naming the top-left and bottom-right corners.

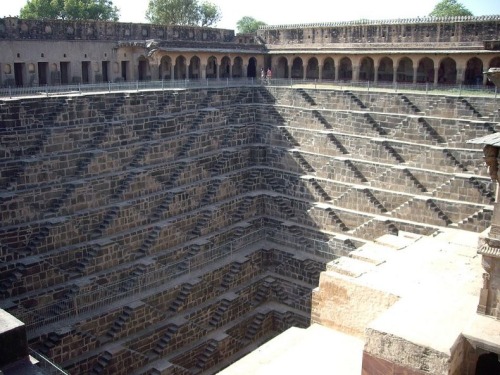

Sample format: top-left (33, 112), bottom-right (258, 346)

top-left (258, 15), bottom-right (500, 30)
top-left (12, 226), bottom-right (344, 333)
top-left (1, 78), bottom-right (496, 100)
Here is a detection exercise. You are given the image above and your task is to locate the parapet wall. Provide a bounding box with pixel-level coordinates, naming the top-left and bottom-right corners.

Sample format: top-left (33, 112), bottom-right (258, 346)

top-left (258, 16), bottom-right (500, 49)
top-left (0, 17), bottom-right (235, 42)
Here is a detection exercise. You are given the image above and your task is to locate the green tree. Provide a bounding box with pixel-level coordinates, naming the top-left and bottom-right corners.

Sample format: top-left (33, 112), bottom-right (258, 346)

top-left (146, 0), bottom-right (221, 27)
top-left (20, 0), bottom-right (119, 21)
top-left (198, 2), bottom-right (221, 27)
top-left (236, 16), bottom-right (266, 34)
top-left (429, 0), bottom-right (473, 17)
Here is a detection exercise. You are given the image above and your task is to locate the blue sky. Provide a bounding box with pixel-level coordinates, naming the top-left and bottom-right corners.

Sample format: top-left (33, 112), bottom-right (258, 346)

top-left (1, 0), bottom-right (499, 30)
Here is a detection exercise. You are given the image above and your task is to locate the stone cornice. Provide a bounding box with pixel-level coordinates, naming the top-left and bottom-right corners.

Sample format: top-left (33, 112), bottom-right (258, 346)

top-left (259, 15), bottom-right (500, 30)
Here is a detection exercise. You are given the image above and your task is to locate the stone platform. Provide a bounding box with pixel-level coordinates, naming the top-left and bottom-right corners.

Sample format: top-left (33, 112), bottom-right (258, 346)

top-left (223, 228), bottom-right (500, 374)
top-left (219, 323), bottom-right (363, 375)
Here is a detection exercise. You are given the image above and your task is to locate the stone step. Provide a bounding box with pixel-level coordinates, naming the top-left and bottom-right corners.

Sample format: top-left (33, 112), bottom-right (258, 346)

top-left (348, 242), bottom-right (398, 265)
top-left (326, 256), bottom-right (375, 277)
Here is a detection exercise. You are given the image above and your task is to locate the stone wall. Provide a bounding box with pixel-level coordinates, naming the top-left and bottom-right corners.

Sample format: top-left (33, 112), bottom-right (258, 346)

top-left (0, 17), bottom-right (234, 42)
top-left (0, 85), bottom-right (497, 374)
top-left (259, 16), bottom-right (500, 49)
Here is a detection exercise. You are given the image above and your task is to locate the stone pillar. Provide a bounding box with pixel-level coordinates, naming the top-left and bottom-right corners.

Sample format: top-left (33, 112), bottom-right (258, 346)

top-left (334, 63), bottom-right (339, 82)
top-left (433, 65), bottom-right (439, 86)
top-left (229, 63), bottom-right (233, 79)
top-left (201, 64), bottom-right (206, 79)
top-left (477, 140), bottom-right (500, 319)
top-left (150, 64), bottom-right (160, 80)
top-left (353, 65), bottom-right (360, 82)
top-left (457, 67), bottom-right (465, 85)
top-left (318, 64), bottom-right (323, 82)
top-left (413, 65), bottom-right (418, 84)
top-left (478, 210), bottom-right (500, 319)
top-left (216, 63), bottom-right (219, 80)
top-left (393, 65), bottom-right (398, 84)
top-left (243, 64), bottom-right (248, 78)
top-left (170, 64), bottom-right (175, 81)
top-left (186, 62), bottom-right (191, 79)
top-left (374, 63), bottom-right (379, 83)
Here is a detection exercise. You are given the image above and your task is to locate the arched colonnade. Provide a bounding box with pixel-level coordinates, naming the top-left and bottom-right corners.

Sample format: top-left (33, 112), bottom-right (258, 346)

top-left (131, 51), bottom-right (263, 81)
top-left (124, 49), bottom-right (500, 86)
top-left (270, 54), bottom-right (500, 85)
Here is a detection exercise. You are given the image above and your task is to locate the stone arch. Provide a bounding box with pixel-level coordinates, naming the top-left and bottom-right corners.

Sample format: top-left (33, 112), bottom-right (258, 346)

top-left (189, 56), bottom-right (201, 79)
top-left (487, 56), bottom-right (500, 86)
top-left (322, 57), bottom-right (334, 80)
top-left (339, 57), bottom-right (352, 80)
top-left (464, 57), bottom-right (483, 85)
top-left (220, 56), bottom-right (231, 78)
top-left (138, 55), bottom-right (150, 81)
top-left (247, 57), bottom-right (257, 78)
top-left (396, 57), bottom-right (413, 83)
top-left (206, 56), bottom-right (217, 79)
top-left (359, 56), bottom-right (375, 81)
top-left (159, 55), bottom-right (172, 80)
top-left (174, 55), bottom-right (187, 79)
top-left (438, 57), bottom-right (456, 84)
top-left (416, 57), bottom-right (434, 83)
top-left (377, 57), bottom-right (393, 82)
top-left (233, 56), bottom-right (243, 78)
top-left (306, 57), bottom-right (319, 79)
top-left (291, 57), bottom-right (303, 79)
top-left (489, 56), bottom-right (500, 68)
top-left (276, 56), bottom-right (289, 79)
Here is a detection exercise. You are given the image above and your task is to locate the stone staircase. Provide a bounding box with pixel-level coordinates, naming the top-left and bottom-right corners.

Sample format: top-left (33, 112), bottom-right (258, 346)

top-left (136, 226), bottom-right (162, 257)
top-left (296, 88), bottom-right (317, 106)
top-left (193, 339), bottom-right (219, 372)
top-left (381, 141), bottom-right (405, 163)
top-left (311, 110), bottom-right (332, 129)
top-left (46, 183), bottom-right (76, 215)
top-left (105, 305), bottom-right (134, 340)
top-left (151, 324), bottom-right (180, 356)
top-left (208, 299), bottom-right (231, 327)
top-left (341, 159), bottom-right (368, 183)
top-left (402, 168), bottom-right (428, 193)
top-left (344, 91), bottom-right (367, 109)
top-left (398, 94), bottom-right (421, 113)
top-left (291, 150), bottom-right (315, 173)
top-left (220, 263), bottom-right (242, 290)
top-left (244, 313), bottom-right (266, 342)
top-left (92, 206), bottom-right (120, 238)
top-left (442, 149), bottom-right (468, 172)
top-left (326, 133), bottom-right (349, 154)
top-left (327, 232), bottom-right (420, 278)
top-left (364, 113), bottom-right (387, 136)
top-left (326, 208), bottom-right (349, 232)
top-left (89, 351), bottom-right (113, 375)
top-left (416, 117), bottom-right (446, 143)
top-left (279, 127), bottom-right (301, 147)
top-left (169, 284), bottom-right (194, 313)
